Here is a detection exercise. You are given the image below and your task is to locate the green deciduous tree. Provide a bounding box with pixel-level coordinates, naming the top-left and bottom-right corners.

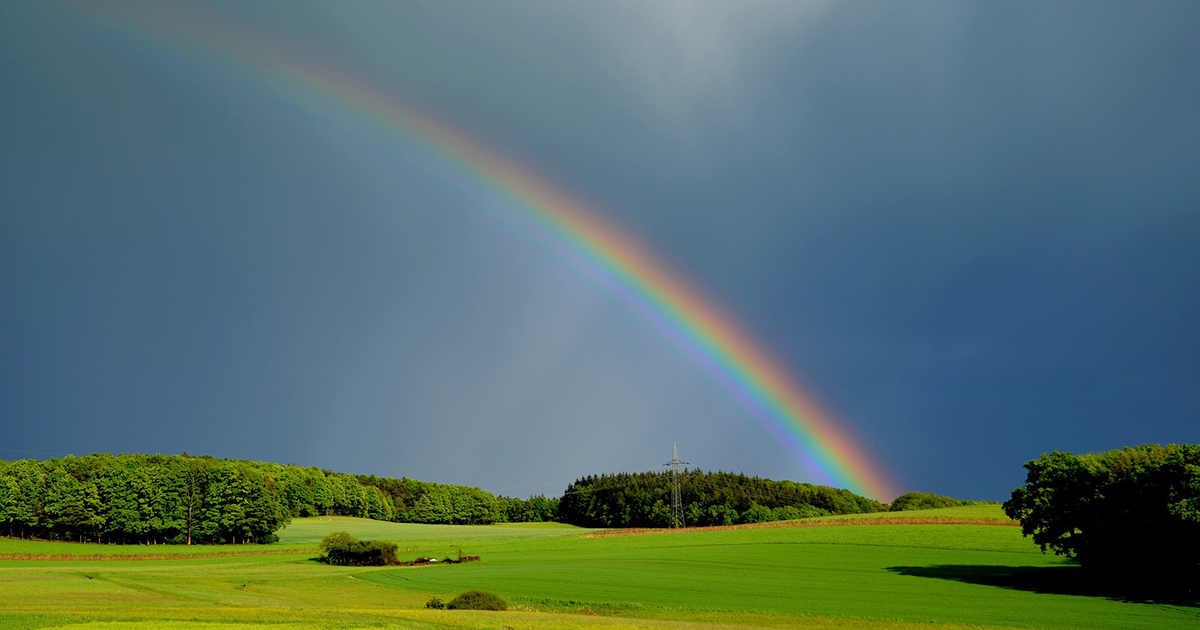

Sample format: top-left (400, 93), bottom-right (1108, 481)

top-left (1003, 444), bottom-right (1200, 596)
top-left (739, 503), bottom-right (774, 524)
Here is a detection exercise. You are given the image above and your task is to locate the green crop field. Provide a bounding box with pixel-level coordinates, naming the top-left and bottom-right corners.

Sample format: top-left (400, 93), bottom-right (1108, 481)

top-left (0, 507), bottom-right (1196, 630)
top-left (275, 516), bottom-right (594, 544)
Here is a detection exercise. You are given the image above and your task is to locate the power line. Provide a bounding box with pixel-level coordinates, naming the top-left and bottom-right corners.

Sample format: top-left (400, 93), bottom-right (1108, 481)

top-left (663, 442), bottom-right (689, 528)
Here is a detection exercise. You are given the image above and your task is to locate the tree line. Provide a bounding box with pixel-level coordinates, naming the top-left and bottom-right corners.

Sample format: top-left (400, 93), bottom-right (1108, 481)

top-left (0, 453), bottom-right (555, 544)
top-left (556, 469), bottom-right (886, 528)
top-left (353, 474), bottom-right (558, 525)
top-left (1, 452), bottom-right (989, 545)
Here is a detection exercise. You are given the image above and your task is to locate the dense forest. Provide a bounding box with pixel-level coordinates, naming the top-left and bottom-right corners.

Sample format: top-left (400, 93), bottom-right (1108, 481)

top-left (556, 470), bottom-right (886, 528)
top-left (0, 454), bottom-right (553, 544)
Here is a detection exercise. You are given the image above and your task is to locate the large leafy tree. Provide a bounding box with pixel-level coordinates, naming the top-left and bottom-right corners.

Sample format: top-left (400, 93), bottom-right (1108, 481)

top-left (1004, 444), bottom-right (1200, 594)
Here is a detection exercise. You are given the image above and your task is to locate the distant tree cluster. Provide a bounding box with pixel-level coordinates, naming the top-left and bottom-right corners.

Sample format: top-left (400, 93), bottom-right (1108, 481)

top-left (889, 492), bottom-right (993, 512)
top-left (1004, 444), bottom-right (1200, 595)
top-left (496, 494), bottom-right (559, 523)
top-left (354, 475), bottom-right (555, 525)
top-left (557, 470), bottom-right (885, 528)
top-left (0, 454), bottom-right (289, 544)
top-left (317, 531), bottom-right (400, 566)
top-left (0, 454), bottom-right (554, 544)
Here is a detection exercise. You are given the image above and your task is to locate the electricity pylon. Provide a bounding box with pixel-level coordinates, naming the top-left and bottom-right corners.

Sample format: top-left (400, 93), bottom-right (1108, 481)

top-left (663, 442), bottom-right (689, 528)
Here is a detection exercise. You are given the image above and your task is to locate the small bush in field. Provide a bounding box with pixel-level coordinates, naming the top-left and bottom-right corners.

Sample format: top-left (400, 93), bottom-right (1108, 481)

top-left (446, 589), bottom-right (507, 611)
top-left (425, 596), bottom-right (445, 609)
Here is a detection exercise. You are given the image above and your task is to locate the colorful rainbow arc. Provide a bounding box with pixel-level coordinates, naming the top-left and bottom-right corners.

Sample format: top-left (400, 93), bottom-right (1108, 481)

top-left (74, 2), bottom-right (897, 500)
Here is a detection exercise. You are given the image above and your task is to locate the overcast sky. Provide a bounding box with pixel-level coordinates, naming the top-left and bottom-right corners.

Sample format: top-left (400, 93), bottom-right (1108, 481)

top-left (2, 0), bottom-right (1197, 501)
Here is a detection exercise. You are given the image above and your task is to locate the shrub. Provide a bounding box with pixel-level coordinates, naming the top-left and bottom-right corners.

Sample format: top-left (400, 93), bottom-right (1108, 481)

top-left (319, 531), bottom-right (354, 554)
top-left (446, 589), bottom-right (507, 611)
top-left (425, 597), bottom-right (445, 609)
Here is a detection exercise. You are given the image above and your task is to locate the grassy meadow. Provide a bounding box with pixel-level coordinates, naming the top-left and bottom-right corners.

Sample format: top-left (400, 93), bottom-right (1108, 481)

top-left (1, 507), bottom-right (1196, 630)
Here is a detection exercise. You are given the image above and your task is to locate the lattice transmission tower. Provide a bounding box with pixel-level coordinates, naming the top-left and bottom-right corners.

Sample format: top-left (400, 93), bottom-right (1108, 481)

top-left (663, 442), bottom-right (689, 528)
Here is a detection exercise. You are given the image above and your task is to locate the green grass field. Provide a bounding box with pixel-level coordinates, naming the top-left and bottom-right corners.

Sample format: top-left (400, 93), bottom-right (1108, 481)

top-left (0, 507), bottom-right (1195, 630)
top-left (275, 516), bottom-right (594, 544)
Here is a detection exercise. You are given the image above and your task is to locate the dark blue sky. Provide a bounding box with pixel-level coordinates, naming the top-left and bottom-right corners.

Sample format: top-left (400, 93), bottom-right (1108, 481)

top-left (2, 1), bottom-right (1197, 501)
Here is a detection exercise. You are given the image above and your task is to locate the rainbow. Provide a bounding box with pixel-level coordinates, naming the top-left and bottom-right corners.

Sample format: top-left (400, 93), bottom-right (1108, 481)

top-left (67, 2), bottom-right (897, 500)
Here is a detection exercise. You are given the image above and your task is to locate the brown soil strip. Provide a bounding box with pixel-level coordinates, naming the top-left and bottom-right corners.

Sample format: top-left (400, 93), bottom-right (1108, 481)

top-left (583, 517), bottom-right (1018, 538)
top-left (0, 548), bottom-right (317, 561)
